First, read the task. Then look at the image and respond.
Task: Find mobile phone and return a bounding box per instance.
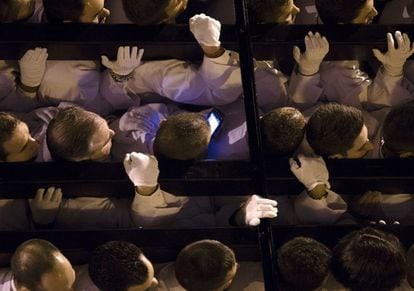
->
[207,109,223,138]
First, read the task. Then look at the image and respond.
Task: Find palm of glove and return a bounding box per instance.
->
[19,47,48,87]
[243,195,278,226]
[289,154,330,191]
[123,152,159,187]
[373,31,414,76]
[189,13,221,47]
[29,187,62,225]
[101,46,144,76]
[293,32,329,76]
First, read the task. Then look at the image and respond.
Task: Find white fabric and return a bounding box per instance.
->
[189,14,221,47]
[0,269,15,291]
[294,190,348,224]
[124,153,159,187]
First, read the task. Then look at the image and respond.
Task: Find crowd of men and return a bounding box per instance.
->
[1,0,414,290]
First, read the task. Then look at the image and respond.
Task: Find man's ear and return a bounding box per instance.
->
[399,151,414,158]
[328,153,344,159]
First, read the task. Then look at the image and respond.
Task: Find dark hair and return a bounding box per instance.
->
[43,0,85,23]
[175,240,236,291]
[0,112,21,160]
[331,227,406,291]
[315,0,368,24]
[154,112,210,160]
[89,241,148,291]
[11,239,61,290]
[277,236,331,291]
[306,103,364,157]
[46,107,100,161]
[382,102,414,156]
[0,0,20,22]
[261,107,305,157]
[249,0,290,23]
[407,244,414,288]
[121,0,171,25]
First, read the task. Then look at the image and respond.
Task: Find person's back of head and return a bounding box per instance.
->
[306,103,368,158]
[331,227,406,291]
[175,240,238,291]
[121,0,184,25]
[154,112,211,161]
[47,107,113,162]
[88,241,158,291]
[11,239,75,291]
[261,107,305,157]
[315,0,377,24]
[382,102,414,158]
[249,0,300,24]
[277,236,331,291]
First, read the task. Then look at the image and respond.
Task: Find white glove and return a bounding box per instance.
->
[293,31,329,76]
[373,31,414,77]
[242,195,278,226]
[189,13,221,47]
[123,152,159,187]
[289,154,331,191]
[29,187,62,225]
[19,47,48,87]
[101,46,144,76]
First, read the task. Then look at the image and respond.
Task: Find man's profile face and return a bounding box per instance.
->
[351,0,378,24]
[274,0,300,24]
[126,255,158,291]
[88,116,114,161]
[343,125,374,158]
[163,0,188,23]
[2,122,39,162]
[40,253,75,291]
[80,0,110,23]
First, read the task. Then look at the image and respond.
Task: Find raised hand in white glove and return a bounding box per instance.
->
[29,187,62,225]
[293,31,329,76]
[124,152,159,187]
[373,31,414,77]
[19,47,48,88]
[241,195,278,226]
[101,46,144,76]
[189,13,221,47]
[289,154,331,192]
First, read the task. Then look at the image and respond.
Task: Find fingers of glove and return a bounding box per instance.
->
[148,154,159,168]
[130,46,138,61]
[32,48,44,61]
[387,32,395,51]
[44,186,56,201]
[124,46,131,61]
[21,49,34,62]
[257,210,278,219]
[395,31,404,49]
[304,35,313,50]
[137,48,144,62]
[292,46,301,63]
[117,46,125,61]
[257,204,278,212]
[124,153,131,164]
[51,188,63,203]
[35,188,46,202]
[101,55,113,69]
[308,31,318,49]
[372,48,384,62]
[247,217,261,226]
[255,197,278,207]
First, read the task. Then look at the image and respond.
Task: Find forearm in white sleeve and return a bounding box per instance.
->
[288,71,323,110]
[130,186,189,228]
[366,67,414,108]
[294,189,347,224]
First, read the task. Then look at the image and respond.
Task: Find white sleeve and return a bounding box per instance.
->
[130,186,189,228]
[319,61,371,109]
[294,190,347,224]
[288,71,323,110]
[367,67,414,108]
[55,197,135,229]
[100,51,243,107]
